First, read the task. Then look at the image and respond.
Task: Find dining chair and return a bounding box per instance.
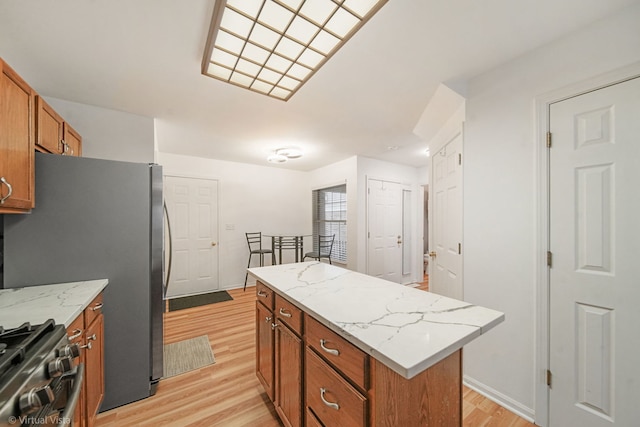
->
[244,232,274,291]
[303,234,335,264]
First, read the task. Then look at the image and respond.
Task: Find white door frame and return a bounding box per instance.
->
[163,173,220,298]
[365,176,414,284]
[428,126,464,300]
[534,62,640,427]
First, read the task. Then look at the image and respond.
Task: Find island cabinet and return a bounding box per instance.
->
[273,294,303,427]
[0,58,35,213]
[66,292,105,427]
[255,291,275,400]
[256,280,463,427]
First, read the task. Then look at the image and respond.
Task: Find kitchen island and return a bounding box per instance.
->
[249,262,504,427]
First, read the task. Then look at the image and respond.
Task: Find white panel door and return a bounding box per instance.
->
[549,77,640,426]
[430,132,463,300]
[367,179,404,283]
[164,175,219,298]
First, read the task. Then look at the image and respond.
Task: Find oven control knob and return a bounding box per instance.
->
[48,356,74,378]
[19,385,55,415]
[58,343,81,359]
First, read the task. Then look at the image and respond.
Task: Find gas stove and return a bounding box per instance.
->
[0,320,82,427]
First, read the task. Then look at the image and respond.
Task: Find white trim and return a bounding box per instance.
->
[311,179,348,192]
[428,126,464,298]
[163,174,221,298]
[464,375,536,423]
[533,61,640,427]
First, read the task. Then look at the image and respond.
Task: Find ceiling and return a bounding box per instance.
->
[0,0,636,171]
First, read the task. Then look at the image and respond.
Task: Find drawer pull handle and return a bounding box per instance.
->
[0,177,13,204]
[320,388,339,410]
[279,308,292,318]
[68,329,83,340]
[320,339,340,356]
[91,302,103,311]
[257,290,268,297]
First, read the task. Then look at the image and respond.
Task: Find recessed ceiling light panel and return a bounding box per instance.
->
[202,0,389,101]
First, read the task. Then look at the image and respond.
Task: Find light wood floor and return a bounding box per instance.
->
[96,284,535,427]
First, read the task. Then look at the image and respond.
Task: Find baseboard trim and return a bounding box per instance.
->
[463,375,536,424]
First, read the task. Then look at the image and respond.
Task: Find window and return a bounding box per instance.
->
[312,184,346,263]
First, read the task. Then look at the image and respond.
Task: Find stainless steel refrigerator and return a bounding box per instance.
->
[1,152,164,411]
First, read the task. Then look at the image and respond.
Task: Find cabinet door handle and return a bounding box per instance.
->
[257,290,268,297]
[80,341,92,350]
[0,177,13,204]
[265,316,272,323]
[271,322,279,330]
[278,308,292,318]
[320,339,340,356]
[90,302,103,312]
[68,329,83,340]
[87,334,97,341]
[320,388,340,410]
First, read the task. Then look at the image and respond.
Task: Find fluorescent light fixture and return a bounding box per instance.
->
[202,0,388,101]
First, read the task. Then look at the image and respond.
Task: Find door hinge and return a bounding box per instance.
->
[368,231,370,238]
[458,153,462,165]
[546,132,552,148]
[546,369,552,388]
[458,243,461,254]
[547,251,553,267]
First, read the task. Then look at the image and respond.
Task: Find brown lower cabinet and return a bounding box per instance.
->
[255,281,463,427]
[66,293,105,427]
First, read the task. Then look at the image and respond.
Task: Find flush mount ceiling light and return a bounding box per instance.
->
[202,0,389,101]
[267,147,303,163]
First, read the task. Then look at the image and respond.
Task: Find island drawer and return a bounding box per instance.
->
[275,294,303,335]
[306,347,367,427]
[306,408,324,427]
[84,293,103,326]
[305,315,368,390]
[256,281,274,310]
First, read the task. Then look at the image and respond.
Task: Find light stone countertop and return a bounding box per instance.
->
[249,262,504,379]
[0,279,108,329]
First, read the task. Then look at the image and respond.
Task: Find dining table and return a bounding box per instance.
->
[264,234,311,264]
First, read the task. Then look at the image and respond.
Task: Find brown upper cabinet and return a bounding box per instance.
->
[36,96,82,156]
[1,57,83,213]
[0,58,35,213]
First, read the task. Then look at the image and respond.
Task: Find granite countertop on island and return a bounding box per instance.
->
[248,262,504,379]
[0,279,108,329]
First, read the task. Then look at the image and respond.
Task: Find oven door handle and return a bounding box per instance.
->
[60,363,84,427]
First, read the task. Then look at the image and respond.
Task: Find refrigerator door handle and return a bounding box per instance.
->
[163,201,173,298]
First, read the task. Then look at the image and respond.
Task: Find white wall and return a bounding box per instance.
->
[156,152,311,290]
[462,4,640,422]
[356,157,423,283]
[44,97,154,163]
[308,156,358,271]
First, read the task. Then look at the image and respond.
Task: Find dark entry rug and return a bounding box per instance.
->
[168,290,233,312]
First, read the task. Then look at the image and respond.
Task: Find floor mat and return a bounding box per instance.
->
[163,335,215,378]
[168,290,233,312]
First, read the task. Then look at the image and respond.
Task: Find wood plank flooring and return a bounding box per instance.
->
[96,285,535,427]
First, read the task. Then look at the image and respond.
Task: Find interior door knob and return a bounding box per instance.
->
[429,251,437,258]
[211,242,217,247]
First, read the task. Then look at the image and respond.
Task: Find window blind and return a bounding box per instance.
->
[312,184,347,263]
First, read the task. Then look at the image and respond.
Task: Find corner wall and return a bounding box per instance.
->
[462,4,640,422]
